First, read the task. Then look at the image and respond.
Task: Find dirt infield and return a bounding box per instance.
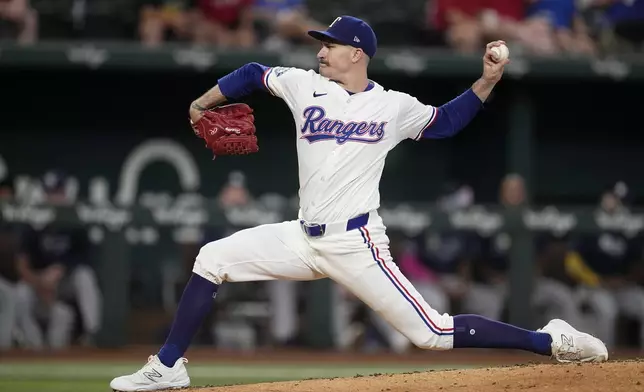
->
[203,361,644,392]
[3,347,643,392]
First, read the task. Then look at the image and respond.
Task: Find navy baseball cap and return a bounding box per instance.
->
[308,16,378,58]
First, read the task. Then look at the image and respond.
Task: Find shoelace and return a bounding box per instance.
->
[144,356,189,365]
[136,356,189,376]
[134,356,159,378]
[554,336,583,361]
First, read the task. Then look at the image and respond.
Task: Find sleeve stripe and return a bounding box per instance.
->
[413,106,438,141]
[262,67,278,96]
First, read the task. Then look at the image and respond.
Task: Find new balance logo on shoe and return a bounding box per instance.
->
[561,334,574,347]
[143,369,163,383]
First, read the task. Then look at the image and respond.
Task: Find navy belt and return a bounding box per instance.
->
[300,212,370,238]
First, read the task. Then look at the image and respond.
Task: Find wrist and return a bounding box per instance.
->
[472,78,496,102]
[191,101,208,112]
[189,103,206,124]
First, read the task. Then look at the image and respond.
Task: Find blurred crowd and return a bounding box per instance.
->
[0,0,643,55]
[431,0,644,56]
[0,171,103,352]
[3,168,644,354]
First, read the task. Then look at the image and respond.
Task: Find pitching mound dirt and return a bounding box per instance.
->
[197,360,644,392]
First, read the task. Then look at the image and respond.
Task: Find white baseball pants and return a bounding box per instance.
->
[193,211,454,350]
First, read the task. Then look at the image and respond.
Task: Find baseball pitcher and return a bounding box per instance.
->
[111,15,607,392]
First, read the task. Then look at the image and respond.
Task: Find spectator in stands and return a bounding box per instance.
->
[524,0,597,55]
[491,173,585,327]
[467,173,526,321]
[0,226,18,352]
[431,0,524,53]
[193,0,255,47]
[566,184,644,348]
[593,0,644,50]
[252,0,326,50]
[32,0,136,41]
[0,180,18,351]
[430,0,595,55]
[425,182,477,310]
[469,235,508,320]
[218,171,252,209]
[499,173,526,207]
[14,170,103,350]
[138,0,197,47]
[533,232,585,330]
[0,176,12,200]
[0,0,38,45]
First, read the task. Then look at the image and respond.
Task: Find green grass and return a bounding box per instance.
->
[0,362,474,392]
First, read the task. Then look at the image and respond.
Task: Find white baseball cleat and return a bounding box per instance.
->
[538,319,608,363]
[110,355,190,391]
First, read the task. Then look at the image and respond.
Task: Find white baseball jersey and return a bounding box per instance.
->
[262,66,438,223]
[192,66,456,355]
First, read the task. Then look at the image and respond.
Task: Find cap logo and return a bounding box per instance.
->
[353,36,360,43]
[329,17,341,27]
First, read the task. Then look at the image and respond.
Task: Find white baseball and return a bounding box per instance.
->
[491,44,509,62]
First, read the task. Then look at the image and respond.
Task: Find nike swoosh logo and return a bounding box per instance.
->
[313,92,327,98]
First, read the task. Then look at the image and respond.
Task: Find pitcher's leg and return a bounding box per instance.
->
[111,221,320,392]
[330,251,552,353]
[162,221,320,364]
[370,282,450,353]
[324,227,454,350]
[319,225,606,362]
[192,221,321,284]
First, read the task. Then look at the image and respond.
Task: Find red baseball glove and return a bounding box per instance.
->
[191,103,258,156]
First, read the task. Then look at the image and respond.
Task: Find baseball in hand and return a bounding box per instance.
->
[491,44,509,62]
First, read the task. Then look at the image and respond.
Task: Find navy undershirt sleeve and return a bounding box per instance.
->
[217,62,270,100]
[422,88,484,139]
